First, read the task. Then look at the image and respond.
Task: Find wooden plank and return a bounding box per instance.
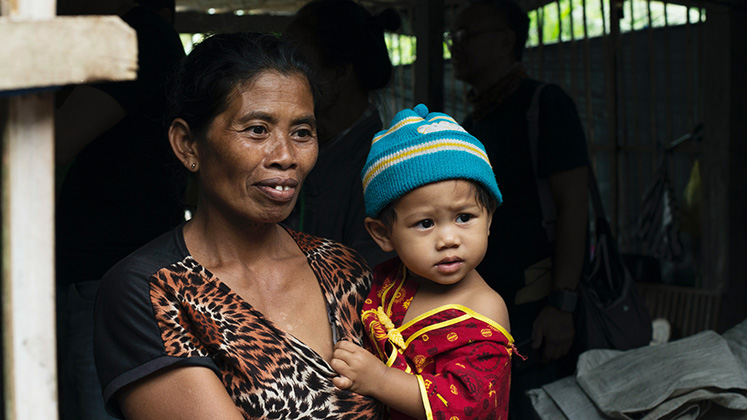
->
[2,2,59,419]
[413,0,444,110]
[1,92,56,420]
[646,0,658,175]
[0,16,136,91]
[174,10,292,34]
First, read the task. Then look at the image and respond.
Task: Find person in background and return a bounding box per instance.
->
[282,0,400,267]
[329,104,517,420]
[93,32,385,420]
[54,0,185,418]
[448,0,590,418]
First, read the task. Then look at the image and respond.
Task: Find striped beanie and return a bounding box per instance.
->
[361,103,502,217]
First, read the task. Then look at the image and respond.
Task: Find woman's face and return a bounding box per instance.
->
[195,70,318,224]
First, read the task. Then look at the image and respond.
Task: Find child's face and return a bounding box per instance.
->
[387,180,491,286]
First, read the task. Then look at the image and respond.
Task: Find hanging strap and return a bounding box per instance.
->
[528,84,607,239]
[527,83,556,242]
[587,165,607,222]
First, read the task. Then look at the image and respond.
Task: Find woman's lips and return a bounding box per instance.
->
[256,178,298,201]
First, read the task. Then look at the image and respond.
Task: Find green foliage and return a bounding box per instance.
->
[526,0,705,46]
[385,33,418,66]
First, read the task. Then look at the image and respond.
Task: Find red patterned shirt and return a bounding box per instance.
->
[363,257,515,420]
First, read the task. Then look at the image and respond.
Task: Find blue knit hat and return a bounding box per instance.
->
[362,104,502,217]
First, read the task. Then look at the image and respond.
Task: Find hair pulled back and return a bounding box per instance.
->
[166,32,317,137]
[294,0,401,91]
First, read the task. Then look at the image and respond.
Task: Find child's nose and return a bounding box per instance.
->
[436,227,461,250]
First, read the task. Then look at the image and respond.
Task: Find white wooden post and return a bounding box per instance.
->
[2,90,57,420]
[0,1,137,418]
[2,2,58,418]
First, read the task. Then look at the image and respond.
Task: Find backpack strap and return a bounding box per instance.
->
[526,83,556,243]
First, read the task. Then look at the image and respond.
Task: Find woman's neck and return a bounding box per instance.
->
[183,208,290,268]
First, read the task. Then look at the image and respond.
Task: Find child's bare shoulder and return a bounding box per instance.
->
[464,282,511,332]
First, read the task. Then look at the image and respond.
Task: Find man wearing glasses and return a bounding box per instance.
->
[447,1,591,418]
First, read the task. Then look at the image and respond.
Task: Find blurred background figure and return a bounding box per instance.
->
[283,0,400,267]
[54,0,186,418]
[448,0,590,418]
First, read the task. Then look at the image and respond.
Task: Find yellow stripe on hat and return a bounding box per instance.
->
[371,116,423,145]
[362,138,491,192]
[427,115,458,125]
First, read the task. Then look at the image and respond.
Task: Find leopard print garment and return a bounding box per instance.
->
[149,229,384,419]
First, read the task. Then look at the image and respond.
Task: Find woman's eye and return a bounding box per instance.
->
[457,214,473,223]
[246,126,267,135]
[416,219,434,229]
[295,128,314,139]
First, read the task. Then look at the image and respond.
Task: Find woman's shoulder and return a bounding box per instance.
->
[287,228,372,287]
[288,229,368,265]
[100,227,188,293]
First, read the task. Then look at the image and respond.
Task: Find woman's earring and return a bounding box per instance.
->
[191,163,197,170]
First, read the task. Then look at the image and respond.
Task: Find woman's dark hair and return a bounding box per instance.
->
[376,180,498,229]
[293,0,401,91]
[472,0,530,60]
[166,32,318,137]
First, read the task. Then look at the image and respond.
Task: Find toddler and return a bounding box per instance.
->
[330,104,518,419]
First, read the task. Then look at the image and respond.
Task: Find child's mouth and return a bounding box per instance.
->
[435,258,463,274]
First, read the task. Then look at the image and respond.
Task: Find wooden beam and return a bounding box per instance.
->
[174,10,292,34]
[413,0,444,111]
[1,91,56,420]
[1,7,137,420]
[0,16,137,91]
[701,5,747,332]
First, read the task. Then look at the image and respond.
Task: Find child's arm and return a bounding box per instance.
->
[330,340,427,420]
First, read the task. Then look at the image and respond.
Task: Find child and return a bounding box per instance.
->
[330,104,517,420]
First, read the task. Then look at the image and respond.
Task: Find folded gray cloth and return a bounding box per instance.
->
[723,318,747,384]
[527,386,570,420]
[528,323,747,420]
[576,330,747,419]
[528,375,609,420]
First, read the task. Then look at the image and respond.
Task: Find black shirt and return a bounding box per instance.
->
[464,79,589,311]
[56,6,186,286]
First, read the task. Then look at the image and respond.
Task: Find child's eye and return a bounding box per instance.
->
[456,214,473,223]
[416,219,434,229]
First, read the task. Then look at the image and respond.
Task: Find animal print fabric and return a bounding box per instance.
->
[95,226,385,419]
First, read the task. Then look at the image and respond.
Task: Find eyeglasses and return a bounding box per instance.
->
[444,28,506,48]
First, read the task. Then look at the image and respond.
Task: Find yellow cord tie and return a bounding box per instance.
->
[377,306,406,350]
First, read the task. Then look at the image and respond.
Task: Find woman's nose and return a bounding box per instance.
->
[267,136,297,169]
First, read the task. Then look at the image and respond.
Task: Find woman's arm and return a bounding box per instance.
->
[118,366,245,420]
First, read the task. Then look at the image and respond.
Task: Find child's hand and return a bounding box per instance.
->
[330,340,388,396]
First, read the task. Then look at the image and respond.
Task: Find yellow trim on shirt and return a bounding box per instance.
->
[416,374,434,420]
[397,304,513,350]
[377,267,513,349]
[380,265,407,317]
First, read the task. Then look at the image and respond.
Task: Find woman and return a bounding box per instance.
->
[93,32,384,420]
[282,0,400,267]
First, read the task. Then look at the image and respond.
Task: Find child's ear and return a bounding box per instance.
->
[364,217,395,253]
